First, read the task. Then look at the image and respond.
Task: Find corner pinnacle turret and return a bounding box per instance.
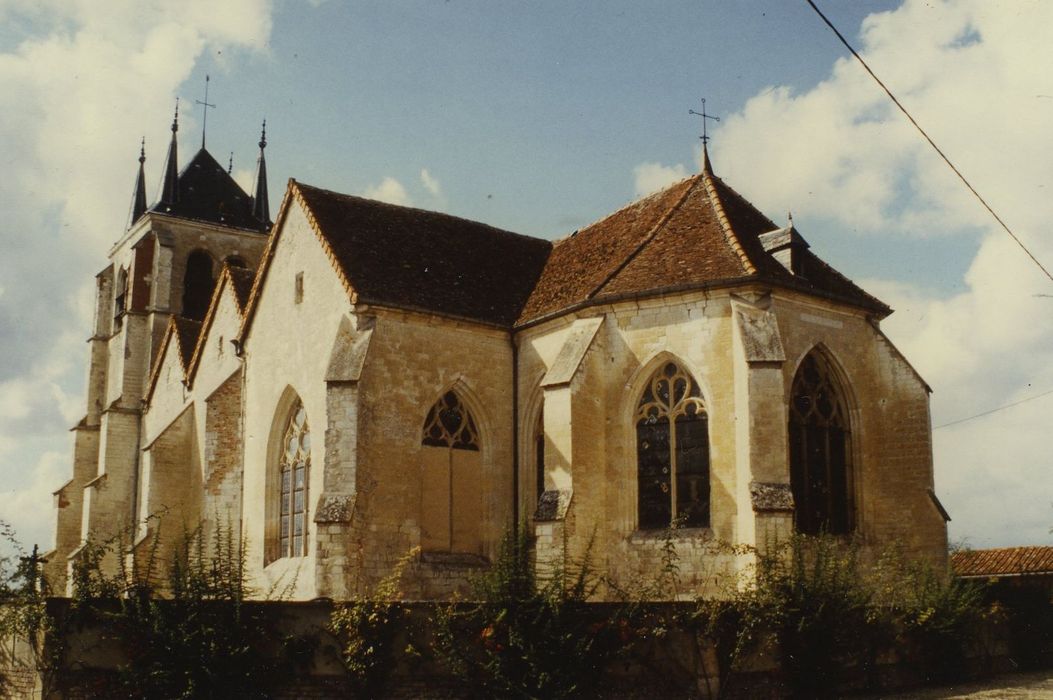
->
[159,100,180,209]
[129,138,148,226]
[252,120,270,226]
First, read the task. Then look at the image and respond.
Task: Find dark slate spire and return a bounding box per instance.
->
[252,120,270,226]
[130,137,148,226]
[160,100,180,208]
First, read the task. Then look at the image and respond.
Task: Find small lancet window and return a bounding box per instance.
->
[789,352,853,535]
[278,400,311,558]
[421,391,483,554]
[114,266,129,321]
[636,361,710,530]
[294,272,304,304]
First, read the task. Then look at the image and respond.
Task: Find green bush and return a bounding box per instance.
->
[67,522,302,699]
[434,526,639,699]
[329,547,419,697]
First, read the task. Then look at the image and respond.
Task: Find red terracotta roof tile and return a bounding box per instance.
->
[518,170,888,325]
[951,546,1053,578]
[517,177,699,324]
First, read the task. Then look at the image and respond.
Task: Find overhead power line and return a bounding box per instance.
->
[934,387,1053,430]
[805,0,1053,284]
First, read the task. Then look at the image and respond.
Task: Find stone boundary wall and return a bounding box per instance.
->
[1,599,1039,699]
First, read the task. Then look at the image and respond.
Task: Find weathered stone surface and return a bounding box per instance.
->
[733,299,786,363]
[540,316,604,387]
[534,489,573,522]
[750,481,794,513]
[313,493,356,524]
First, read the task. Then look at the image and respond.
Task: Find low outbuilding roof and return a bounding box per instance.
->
[952,546,1053,578]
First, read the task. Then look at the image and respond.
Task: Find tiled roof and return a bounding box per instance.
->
[172,317,203,370]
[257,164,888,332]
[227,267,256,313]
[518,165,888,326]
[294,182,552,327]
[150,148,269,232]
[951,546,1053,578]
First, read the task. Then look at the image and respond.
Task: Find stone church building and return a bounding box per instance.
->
[45,113,949,600]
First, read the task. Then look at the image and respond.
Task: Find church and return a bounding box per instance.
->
[45,109,949,600]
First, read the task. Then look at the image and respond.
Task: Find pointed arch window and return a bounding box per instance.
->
[789,352,853,535]
[277,400,311,558]
[421,391,483,554]
[636,362,710,530]
[182,250,215,320]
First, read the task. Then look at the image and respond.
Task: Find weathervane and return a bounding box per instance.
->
[688,98,720,145]
[195,74,215,148]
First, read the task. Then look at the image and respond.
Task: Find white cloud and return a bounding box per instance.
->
[0,0,273,549]
[633,161,688,197]
[363,176,411,207]
[0,450,69,552]
[420,168,442,198]
[720,0,1053,547]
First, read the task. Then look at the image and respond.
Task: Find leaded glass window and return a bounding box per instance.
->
[279,400,311,558]
[635,362,710,529]
[789,352,853,535]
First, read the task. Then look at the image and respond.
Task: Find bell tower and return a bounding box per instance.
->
[48,103,273,593]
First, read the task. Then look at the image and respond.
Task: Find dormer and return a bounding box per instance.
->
[758,223,810,277]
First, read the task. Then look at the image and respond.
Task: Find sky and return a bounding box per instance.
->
[0,0,1050,555]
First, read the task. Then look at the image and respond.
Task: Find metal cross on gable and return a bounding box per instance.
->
[688,98,720,145]
[194,75,214,148]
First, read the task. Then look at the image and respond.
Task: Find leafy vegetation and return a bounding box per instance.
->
[329,547,420,697]
[433,526,642,699]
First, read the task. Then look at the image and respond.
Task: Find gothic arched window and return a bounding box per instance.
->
[421,391,483,554]
[182,250,215,320]
[636,362,710,530]
[277,400,311,558]
[789,351,854,535]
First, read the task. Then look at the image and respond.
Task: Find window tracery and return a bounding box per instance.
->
[278,400,311,558]
[422,391,479,451]
[635,361,710,529]
[789,351,853,535]
[420,390,483,554]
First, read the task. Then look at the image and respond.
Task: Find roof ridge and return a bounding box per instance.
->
[551,174,702,248]
[584,176,703,301]
[702,170,757,276]
[294,180,546,246]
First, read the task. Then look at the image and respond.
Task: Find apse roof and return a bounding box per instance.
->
[518,162,888,325]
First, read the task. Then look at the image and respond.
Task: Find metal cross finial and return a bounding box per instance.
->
[195,75,216,149]
[139,137,146,164]
[688,98,720,145]
[171,98,179,132]
[259,119,267,150]
[228,152,234,173]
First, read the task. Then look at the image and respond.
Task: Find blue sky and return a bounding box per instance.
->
[1,0,1050,554]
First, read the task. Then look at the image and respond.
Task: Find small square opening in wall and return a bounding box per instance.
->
[294,272,304,304]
